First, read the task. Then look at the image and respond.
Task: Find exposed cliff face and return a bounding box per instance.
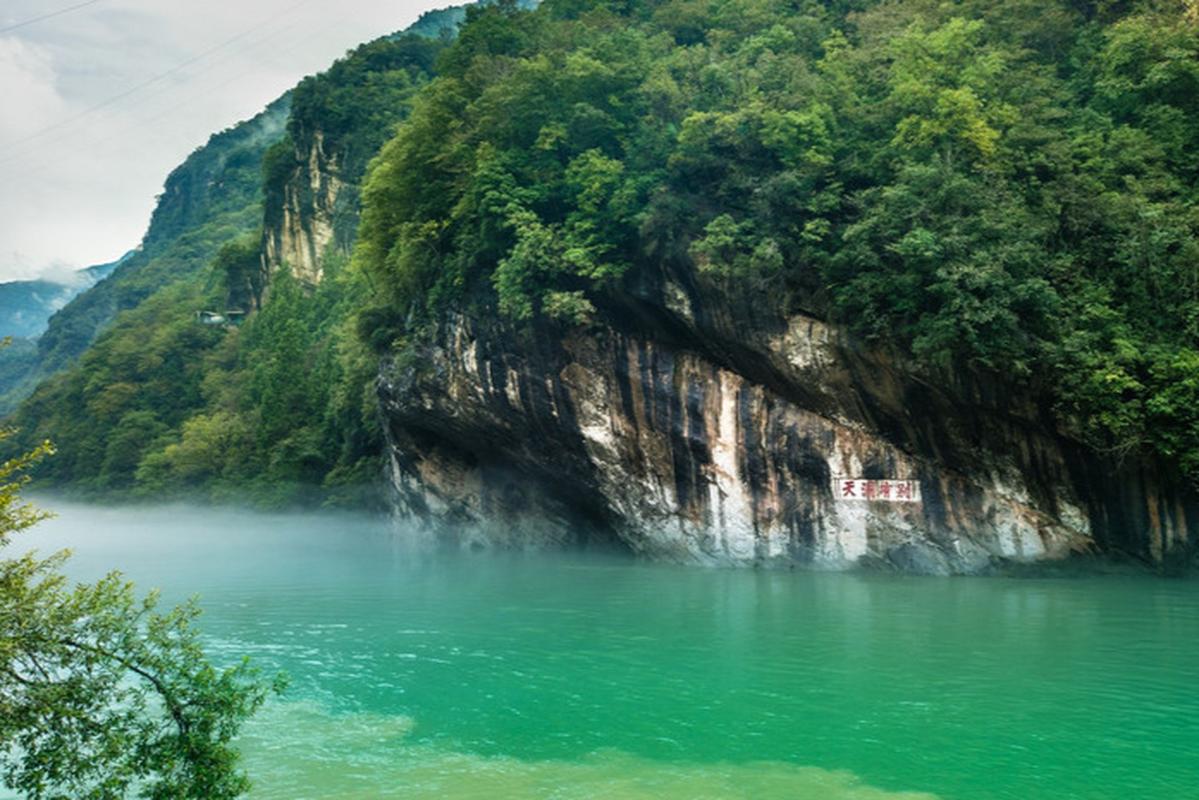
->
[378,267,1197,574]
[262,131,349,289]
[259,30,447,294]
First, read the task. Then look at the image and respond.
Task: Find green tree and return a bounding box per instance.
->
[349,0,1199,486]
[0,430,283,798]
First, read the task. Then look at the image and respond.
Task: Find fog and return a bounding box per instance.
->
[7,499,1199,800]
[17,496,636,603]
[18,497,401,599]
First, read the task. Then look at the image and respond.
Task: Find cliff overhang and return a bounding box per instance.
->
[378,266,1197,574]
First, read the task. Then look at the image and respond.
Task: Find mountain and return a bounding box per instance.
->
[0,255,128,340]
[3,13,457,504]
[358,0,1199,571]
[0,98,290,414]
[6,0,1199,572]
[0,0,494,419]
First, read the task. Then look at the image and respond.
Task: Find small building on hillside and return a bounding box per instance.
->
[196,310,247,326]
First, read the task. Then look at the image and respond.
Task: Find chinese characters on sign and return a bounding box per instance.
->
[834,478,921,503]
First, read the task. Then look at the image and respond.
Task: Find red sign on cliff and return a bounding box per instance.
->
[835,478,921,503]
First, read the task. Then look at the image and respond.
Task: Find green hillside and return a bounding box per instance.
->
[356,0,1199,482]
[6,30,450,506]
[8,0,1199,506]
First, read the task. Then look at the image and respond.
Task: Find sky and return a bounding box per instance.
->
[0,0,444,283]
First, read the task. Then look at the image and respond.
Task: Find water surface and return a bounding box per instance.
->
[20,501,1199,799]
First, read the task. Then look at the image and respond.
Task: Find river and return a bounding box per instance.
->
[16,500,1199,799]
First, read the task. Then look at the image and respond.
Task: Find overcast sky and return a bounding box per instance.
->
[0,0,443,282]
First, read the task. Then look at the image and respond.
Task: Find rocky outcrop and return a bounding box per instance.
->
[378,268,1197,574]
[262,131,349,289]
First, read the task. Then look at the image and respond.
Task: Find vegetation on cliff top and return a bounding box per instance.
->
[6,30,447,505]
[355,0,1199,482]
[6,0,1199,502]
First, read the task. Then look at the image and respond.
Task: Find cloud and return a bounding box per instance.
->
[0,0,442,281]
[0,36,66,141]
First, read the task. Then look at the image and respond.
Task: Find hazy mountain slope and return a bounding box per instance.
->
[1,0,494,424]
[0,100,289,413]
[5,23,452,503]
[33,100,291,374]
[0,255,127,340]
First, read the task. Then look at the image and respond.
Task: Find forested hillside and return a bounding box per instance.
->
[0,101,289,412]
[7,0,1199,516]
[357,0,1199,484]
[6,24,454,505]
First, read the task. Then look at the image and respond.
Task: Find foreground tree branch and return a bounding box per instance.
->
[0,423,285,799]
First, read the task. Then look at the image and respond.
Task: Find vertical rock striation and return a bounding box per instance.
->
[378,270,1196,573]
[261,131,348,290]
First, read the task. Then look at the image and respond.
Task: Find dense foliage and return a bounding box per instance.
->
[0,430,282,798]
[0,339,37,401]
[8,251,383,506]
[0,101,289,414]
[5,30,446,506]
[356,0,1199,481]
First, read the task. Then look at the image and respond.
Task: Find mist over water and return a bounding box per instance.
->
[19,499,1199,799]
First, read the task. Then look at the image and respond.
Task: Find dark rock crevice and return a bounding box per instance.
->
[376,275,1197,573]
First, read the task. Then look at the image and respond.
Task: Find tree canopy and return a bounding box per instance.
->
[0,428,282,797]
[355,0,1199,482]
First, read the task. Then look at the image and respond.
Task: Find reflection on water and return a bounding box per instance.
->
[20,500,1199,799]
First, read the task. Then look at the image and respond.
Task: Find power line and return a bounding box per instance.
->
[132,15,362,140]
[0,0,317,165]
[0,0,371,181]
[0,0,105,35]
[84,13,353,154]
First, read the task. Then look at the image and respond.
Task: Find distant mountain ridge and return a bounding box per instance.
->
[0,1,483,415]
[0,254,130,340]
[10,0,1192,574]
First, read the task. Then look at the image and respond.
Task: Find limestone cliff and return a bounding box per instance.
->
[257,30,446,297]
[261,130,349,290]
[378,266,1197,574]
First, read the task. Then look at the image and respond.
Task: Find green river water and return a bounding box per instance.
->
[21,501,1199,799]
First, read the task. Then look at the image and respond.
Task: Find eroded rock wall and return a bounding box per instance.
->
[378,270,1197,573]
[262,131,347,290]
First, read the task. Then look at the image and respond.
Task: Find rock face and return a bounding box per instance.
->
[262,131,349,290]
[378,267,1197,573]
